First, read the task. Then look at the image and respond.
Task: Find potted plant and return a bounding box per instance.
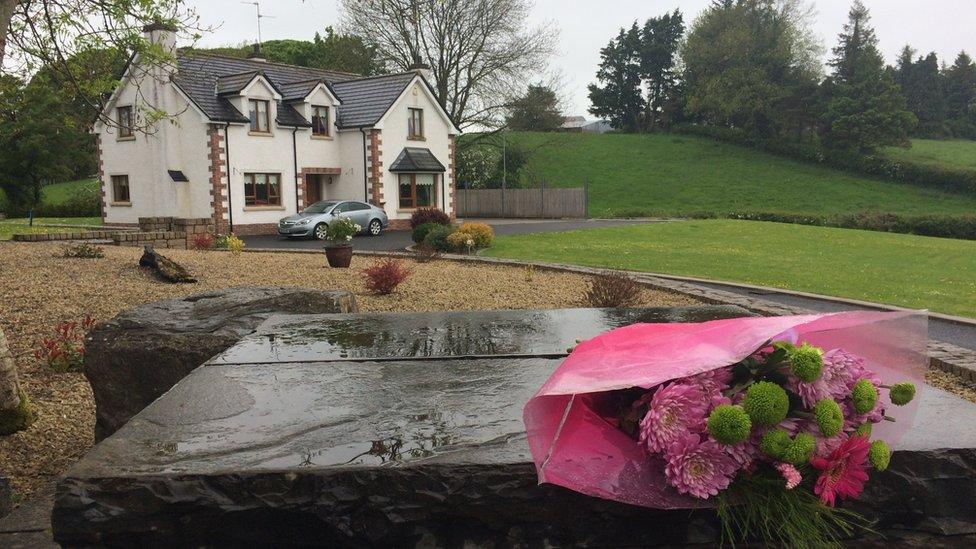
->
[323,217,361,268]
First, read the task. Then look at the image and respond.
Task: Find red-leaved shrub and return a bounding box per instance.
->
[190,233,215,250]
[584,272,643,308]
[362,258,412,295]
[34,314,95,372]
[409,207,451,229]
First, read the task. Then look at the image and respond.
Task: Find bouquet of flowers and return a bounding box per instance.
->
[523,311,926,547]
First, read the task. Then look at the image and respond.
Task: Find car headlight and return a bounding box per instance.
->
[297,218,312,225]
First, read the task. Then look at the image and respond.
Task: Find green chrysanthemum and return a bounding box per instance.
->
[788,343,824,382]
[851,379,879,414]
[869,440,891,471]
[781,433,816,465]
[813,399,844,437]
[743,381,790,426]
[707,404,752,445]
[854,422,873,437]
[760,429,791,459]
[889,382,916,406]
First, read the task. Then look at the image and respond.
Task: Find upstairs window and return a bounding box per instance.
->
[244,173,281,206]
[408,108,424,139]
[311,105,330,136]
[111,175,130,203]
[249,99,271,133]
[117,106,133,138]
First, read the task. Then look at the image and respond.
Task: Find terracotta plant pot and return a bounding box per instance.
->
[324,244,353,268]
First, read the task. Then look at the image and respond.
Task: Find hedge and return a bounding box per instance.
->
[676,124,976,197]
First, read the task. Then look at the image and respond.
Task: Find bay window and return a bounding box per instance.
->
[398,173,436,209]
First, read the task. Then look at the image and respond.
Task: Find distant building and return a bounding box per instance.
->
[558,116,610,134]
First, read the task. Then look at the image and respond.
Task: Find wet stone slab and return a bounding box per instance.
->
[51,307,976,547]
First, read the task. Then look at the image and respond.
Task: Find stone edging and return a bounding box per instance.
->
[241,246,976,382]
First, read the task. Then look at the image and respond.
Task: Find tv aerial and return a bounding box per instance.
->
[242,2,276,46]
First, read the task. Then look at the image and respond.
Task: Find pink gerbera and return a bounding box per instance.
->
[664,434,738,499]
[810,435,871,507]
[638,382,708,454]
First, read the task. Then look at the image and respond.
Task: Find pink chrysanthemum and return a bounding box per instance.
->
[813,431,846,458]
[811,435,871,507]
[725,439,759,470]
[775,463,802,489]
[638,382,708,454]
[689,367,733,396]
[664,434,739,499]
[788,348,858,408]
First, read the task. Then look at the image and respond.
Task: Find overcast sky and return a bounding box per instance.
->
[189,0,976,117]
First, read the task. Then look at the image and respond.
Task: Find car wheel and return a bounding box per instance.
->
[313,223,328,240]
[368,219,383,236]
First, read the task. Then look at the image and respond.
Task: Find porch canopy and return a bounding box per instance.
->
[389,147,446,173]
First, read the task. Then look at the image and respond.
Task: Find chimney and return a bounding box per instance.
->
[408,61,434,84]
[143,21,178,78]
[248,43,267,63]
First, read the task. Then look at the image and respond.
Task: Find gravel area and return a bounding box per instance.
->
[0,242,698,502]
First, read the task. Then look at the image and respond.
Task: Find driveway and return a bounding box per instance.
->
[242,218,652,252]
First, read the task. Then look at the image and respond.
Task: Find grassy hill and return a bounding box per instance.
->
[495,132,976,218]
[883,139,976,173]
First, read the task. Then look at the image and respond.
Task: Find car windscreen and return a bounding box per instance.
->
[303,201,340,214]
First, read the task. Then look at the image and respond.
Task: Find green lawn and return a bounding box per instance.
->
[0,217,102,240]
[883,139,976,173]
[495,132,976,218]
[40,177,99,204]
[483,220,976,318]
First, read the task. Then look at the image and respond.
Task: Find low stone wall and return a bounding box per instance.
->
[12,230,123,242]
[113,231,188,249]
[171,218,214,235]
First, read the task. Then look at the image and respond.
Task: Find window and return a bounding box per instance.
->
[408,108,424,139]
[244,173,281,206]
[117,106,133,138]
[311,105,330,136]
[249,99,271,133]
[111,175,130,203]
[398,173,436,209]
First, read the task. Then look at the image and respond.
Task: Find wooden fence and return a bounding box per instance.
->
[455,183,588,219]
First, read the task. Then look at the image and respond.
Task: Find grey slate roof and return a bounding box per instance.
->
[173,52,420,128]
[331,72,417,128]
[389,147,446,172]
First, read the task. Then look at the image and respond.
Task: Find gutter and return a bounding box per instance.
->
[223,123,234,233]
[292,127,300,211]
[360,127,369,203]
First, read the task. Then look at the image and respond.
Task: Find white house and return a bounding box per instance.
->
[95,23,459,234]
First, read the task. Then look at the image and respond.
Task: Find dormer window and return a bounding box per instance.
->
[249,99,270,133]
[117,106,134,139]
[312,105,330,137]
[408,108,424,140]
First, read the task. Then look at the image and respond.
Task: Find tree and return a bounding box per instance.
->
[820,1,915,153]
[506,84,563,131]
[340,0,557,131]
[2,0,208,133]
[681,0,822,138]
[640,9,684,129]
[944,51,976,138]
[895,49,947,137]
[588,24,645,132]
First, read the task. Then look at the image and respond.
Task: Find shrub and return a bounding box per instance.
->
[214,234,229,249]
[190,233,215,250]
[412,222,442,244]
[409,207,451,229]
[325,217,361,243]
[414,242,439,263]
[446,231,477,253]
[422,224,457,252]
[362,258,411,295]
[584,272,643,308]
[457,222,494,248]
[60,242,104,258]
[226,234,245,255]
[34,314,95,373]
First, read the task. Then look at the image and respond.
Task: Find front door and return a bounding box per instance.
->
[305,174,323,205]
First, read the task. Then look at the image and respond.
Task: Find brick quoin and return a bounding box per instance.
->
[448,134,457,221]
[368,129,384,207]
[207,124,229,234]
[95,134,106,224]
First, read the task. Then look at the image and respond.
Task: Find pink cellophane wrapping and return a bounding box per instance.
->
[522,311,927,509]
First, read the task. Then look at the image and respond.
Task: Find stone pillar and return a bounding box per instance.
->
[448,134,457,220]
[367,129,384,207]
[207,125,229,234]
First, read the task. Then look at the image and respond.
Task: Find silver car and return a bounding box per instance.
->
[277,200,389,240]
